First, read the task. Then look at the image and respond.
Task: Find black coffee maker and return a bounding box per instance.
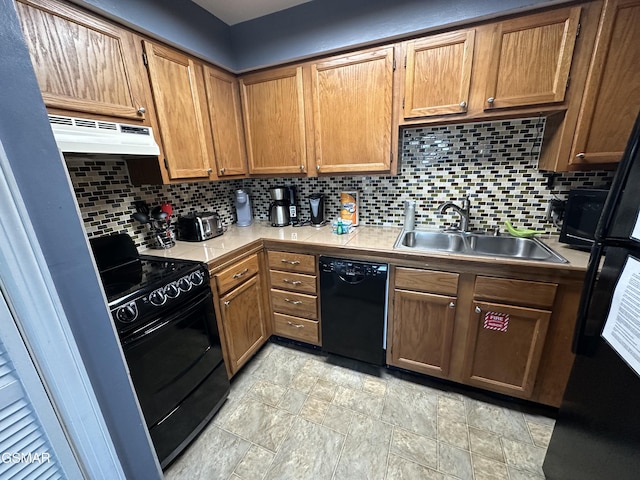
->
[285,186,299,225]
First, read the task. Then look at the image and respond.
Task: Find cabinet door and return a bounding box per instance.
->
[570,0,640,166]
[16,0,148,122]
[483,6,581,110]
[404,30,475,119]
[143,41,214,181]
[240,67,308,175]
[219,275,267,375]
[203,65,248,177]
[463,301,550,398]
[390,289,456,378]
[312,47,394,174]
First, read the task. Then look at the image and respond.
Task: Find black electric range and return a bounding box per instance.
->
[90,233,229,468]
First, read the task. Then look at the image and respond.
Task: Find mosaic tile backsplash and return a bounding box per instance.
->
[67,117,615,249]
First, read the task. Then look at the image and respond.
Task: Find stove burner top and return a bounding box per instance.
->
[100,256,200,304]
[90,234,211,334]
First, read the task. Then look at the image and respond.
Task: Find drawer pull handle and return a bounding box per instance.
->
[284,298,303,305]
[281,259,301,265]
[224,301,230,307]
[233,268,249,279]
[475,306,481,314]
[287,321,305,329]
[283,279,302,285]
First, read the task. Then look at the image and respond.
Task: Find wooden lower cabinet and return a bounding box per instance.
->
[267,250,320,346]
[211,250,269,377]
[462,301,551,397]
[273,313,319,345]
[389,266,572,406]
[391,289,456,377]
[218,274,267,375]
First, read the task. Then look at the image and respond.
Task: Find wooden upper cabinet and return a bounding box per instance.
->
[16,0,148,122]
[143,41,214,181]
[482,6,581,110]
[203,65,248,177]
[403,30,476,119]
[240,66,308,175]
[570,0,640,166]
[311,47,395,174]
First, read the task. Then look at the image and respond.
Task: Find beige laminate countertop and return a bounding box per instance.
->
[142,221,591,271]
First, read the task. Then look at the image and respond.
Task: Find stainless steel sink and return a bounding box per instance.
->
[394,229,568,263]
[399,230,466,253]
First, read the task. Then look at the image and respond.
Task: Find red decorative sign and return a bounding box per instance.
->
[484,312,509,332]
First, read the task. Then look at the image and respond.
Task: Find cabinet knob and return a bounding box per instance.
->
[137,106,146,114]
[459,101,467,109]
[576,153,586,159]
[207,168,213,174]
[224,301,230,307]
[449,302,455,308]
[475,306,481,314]
[487,97,495,104]
[300,165,305,171]
[316,165,320,171]
[220,167,226,174]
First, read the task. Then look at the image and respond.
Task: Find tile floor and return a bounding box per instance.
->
[165,340,555,480]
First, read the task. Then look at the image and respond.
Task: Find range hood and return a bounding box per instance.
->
[49,114,160,156]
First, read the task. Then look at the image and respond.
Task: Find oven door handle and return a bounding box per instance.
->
[122,290,212,347]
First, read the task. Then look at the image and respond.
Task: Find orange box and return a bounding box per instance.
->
[340,191,359,226]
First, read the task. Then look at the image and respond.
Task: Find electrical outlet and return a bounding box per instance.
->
[546,198,566,222]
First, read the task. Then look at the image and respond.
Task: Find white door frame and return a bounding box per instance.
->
[0,140,127,478]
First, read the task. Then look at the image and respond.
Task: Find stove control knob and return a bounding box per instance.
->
[149,288,166,306]
[165,282,180,299]
[116,303,138,323]
[178,276,192,292]
[190,270,205,286]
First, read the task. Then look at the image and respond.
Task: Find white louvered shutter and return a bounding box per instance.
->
[0,340,64,480]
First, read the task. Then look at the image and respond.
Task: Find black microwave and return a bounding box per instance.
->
[559,189,609,249]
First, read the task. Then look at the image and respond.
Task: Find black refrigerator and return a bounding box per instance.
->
[543,112,640,480]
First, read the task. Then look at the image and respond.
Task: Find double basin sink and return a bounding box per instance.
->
[394,229,567,264]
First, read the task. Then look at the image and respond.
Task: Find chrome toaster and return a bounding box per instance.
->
[177,212,223,241]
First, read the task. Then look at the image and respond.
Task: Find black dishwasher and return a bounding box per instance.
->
[319,257,388,365]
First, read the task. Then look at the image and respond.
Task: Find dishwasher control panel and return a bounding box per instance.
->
[319,258,388,278]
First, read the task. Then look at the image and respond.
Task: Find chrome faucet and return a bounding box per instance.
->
[437,196,471,232]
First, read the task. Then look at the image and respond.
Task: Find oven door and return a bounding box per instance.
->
[121,289,223,428]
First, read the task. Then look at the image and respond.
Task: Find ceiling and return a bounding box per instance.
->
[190,0,313,25]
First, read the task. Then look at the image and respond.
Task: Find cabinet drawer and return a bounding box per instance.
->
[215,253,260,295]
[474,276,557,309]
[270,289,318,319]
[270,270,317,294]
[273,313,320,345]
[267,251,316,274]
[395,267,459,295]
